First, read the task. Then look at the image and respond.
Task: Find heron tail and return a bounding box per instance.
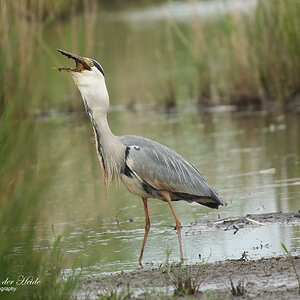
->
[195,189,223,209]
[172,189,223,209]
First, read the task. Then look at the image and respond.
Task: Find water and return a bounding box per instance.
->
[34,109,300,274]
[118,0,258,22]
[14,0,299,275]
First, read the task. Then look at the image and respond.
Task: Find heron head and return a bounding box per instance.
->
[54,49,109,113]
[54,49,104,77]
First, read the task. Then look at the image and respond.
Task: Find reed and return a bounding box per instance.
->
[1,1,299,114]
[0,1,85,298]
[0,88,83,298]
[90,0,300,109]
[0,0,103,116]
[186,0,300,107]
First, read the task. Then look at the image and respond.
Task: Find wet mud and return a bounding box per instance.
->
[203,211,300,232]
[79,211,300,299]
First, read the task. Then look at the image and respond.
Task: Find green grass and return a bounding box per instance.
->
[1,0,299,115]
[169,263,202,296]
[171,0,300,107]
[0,91,80,298]
[281,242,300,294]
[98,283,132,300]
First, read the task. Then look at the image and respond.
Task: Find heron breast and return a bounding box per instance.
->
[121,174,149,198]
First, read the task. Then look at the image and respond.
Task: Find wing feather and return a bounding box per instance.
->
[120,135,222,204]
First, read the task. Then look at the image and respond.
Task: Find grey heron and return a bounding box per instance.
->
[55,49,223,266]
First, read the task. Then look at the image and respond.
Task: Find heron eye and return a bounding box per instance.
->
[89,61,94,67]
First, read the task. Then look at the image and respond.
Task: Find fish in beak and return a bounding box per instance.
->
[53,49,92,72]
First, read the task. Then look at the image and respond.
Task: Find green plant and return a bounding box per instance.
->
[230,278,245,296]
[281,242,300,294]
[98,282,132,300]
[0,94,81,299]
[31,236,81,300]
[169,263,202,296]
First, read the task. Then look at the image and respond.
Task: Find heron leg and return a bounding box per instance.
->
[161,191,184,264]
[139,197,150,267]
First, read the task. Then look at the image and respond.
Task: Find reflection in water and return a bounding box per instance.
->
[35,109,299,273]
[119,0,258,22]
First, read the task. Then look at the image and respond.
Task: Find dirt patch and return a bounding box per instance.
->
[80,256,300,299]
[185,211,300,235]
[79,212,300,299]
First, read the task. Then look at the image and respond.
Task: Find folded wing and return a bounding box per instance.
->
[120,135,223,208]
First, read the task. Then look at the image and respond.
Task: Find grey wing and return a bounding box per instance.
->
[120,135,223,207]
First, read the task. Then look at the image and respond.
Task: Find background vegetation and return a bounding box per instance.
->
[0,0,299,298]
[1,0,299,115]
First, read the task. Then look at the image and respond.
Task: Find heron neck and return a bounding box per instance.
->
[92,111,114,140]
[90,110,125,185]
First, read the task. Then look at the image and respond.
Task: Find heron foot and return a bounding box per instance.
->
[138,260,144,268]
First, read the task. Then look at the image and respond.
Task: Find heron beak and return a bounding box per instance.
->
[53,49,91,72]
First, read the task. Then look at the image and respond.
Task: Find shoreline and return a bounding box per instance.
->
[78,211,300,299]
[79,255,300,299]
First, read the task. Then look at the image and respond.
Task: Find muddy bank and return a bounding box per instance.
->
[202,211,300,232]
[78,211,300,299]
[80,255,300,299]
